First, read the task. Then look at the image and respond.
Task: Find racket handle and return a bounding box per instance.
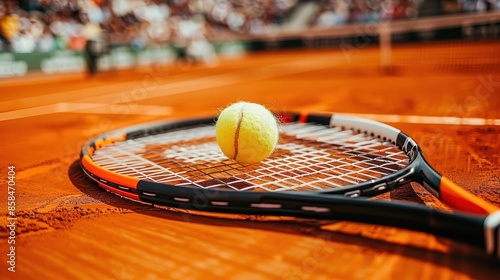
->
[440,176,499,215]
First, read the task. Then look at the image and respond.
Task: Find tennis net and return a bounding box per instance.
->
[379,12,500,71]
[233,11,500,72]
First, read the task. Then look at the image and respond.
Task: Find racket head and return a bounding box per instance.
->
[78,112,500,257]
[80,112,426,207]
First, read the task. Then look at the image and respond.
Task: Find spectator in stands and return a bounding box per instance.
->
[315,0,348,27]
[247,14,266,34]
[441,0,462,14]
[8,10,47,52]
[0,2,8,49]
[85,1,107,24]
[494,0,500,10]
[135,0,170,46]
[129,24,148,50]
[0,1,21,49]
[28,12,45,39]
[350,0,380,23]
[461,0,483,12]
[134,0,169,23]
[11,29,36,52]
[226,7,246,32]
[37,25,55,51]
[316,9,344,27]
[482,0,500,11]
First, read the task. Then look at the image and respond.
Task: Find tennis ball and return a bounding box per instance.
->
[216,102,279,164]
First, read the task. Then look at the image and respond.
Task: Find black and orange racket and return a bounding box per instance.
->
[80,112,500,258]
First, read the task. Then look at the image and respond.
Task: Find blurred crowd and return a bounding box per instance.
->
[0,0,499,53]
[0,0,298,53]
[314,0,500,27]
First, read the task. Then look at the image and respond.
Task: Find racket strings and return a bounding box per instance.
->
[91,123,409,192]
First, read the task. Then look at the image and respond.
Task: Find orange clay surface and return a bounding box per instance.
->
[1,42,500,279]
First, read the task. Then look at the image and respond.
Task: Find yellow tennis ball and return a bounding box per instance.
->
[216,102,279,164]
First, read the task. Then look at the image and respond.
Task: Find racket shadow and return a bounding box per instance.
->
[68,160,498,275]
[389,182,427,204]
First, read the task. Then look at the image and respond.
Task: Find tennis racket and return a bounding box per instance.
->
[79,112,500,258]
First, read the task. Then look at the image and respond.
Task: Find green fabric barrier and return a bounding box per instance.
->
[0,42,249,78]
[0,52,29,78]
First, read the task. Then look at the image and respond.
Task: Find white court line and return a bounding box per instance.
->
[0,103,173,121]
[296,104,500,126]
[1,56,499,125]
[70,103,173,116]
[0,57,343,121]
[351,113,500,126]
[0,56,342,114]
[2,101,498,126]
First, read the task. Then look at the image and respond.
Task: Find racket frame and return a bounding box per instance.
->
[79,112,500,257]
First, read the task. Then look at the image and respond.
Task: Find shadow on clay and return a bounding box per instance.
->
[68,160,498,276]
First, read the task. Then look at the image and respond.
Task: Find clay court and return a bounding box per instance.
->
[1,40,500,279]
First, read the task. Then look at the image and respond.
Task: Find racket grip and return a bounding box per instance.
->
[440,176,499,215]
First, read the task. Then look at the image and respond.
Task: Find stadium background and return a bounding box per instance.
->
[1,0,499,76]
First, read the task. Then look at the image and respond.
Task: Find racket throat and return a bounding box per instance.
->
[409,154,442,198]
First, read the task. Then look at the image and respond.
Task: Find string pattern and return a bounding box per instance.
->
[92,123,409,192]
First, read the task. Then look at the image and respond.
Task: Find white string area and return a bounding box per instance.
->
[91,123,409,192]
